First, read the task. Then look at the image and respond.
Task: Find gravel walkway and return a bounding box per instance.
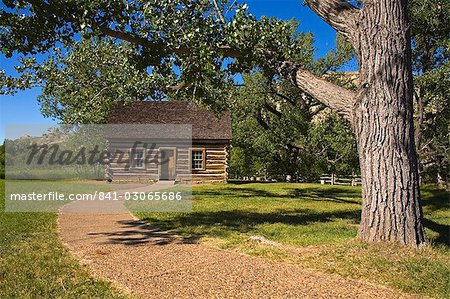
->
[58,182,417,299]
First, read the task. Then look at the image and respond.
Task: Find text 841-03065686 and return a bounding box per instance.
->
[124,192,183,201]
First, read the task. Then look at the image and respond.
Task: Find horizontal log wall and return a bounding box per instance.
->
[191,143,229,183]
[107,139,229,183]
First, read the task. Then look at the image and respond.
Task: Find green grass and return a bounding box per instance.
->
[1,180,448,298]
[137,183,365,246]
[137,182,450,298]
[0,180,128,298]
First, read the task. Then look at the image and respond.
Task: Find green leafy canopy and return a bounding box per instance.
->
[1,1,315,106]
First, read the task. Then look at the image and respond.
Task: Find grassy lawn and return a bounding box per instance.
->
[0,180,128,298]
[138,182,450,298]
[1,180,448,298]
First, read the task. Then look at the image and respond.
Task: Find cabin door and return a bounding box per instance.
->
[159,149,176,180]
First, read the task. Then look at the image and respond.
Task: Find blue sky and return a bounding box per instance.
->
[0,0,355,142]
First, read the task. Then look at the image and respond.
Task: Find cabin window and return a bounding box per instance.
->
[131,149,144,168]
[191,149,205,170]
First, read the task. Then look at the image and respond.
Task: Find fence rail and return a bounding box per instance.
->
[319,174,361,186]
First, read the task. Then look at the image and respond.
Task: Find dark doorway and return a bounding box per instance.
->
[160,149,176,180]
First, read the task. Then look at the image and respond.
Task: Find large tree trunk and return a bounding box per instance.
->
[298,0,426,246]
[354,0,425,244]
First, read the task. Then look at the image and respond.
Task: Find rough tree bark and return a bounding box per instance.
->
[297,0,426,246]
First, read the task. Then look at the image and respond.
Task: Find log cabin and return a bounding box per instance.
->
[107,101,232,183]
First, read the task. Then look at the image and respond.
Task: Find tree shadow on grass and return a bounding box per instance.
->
[421,186,450,212]
[88,185,363,247]
[88,209,449,248]
[193,187,276,199]
[90,184,448,248]
[192,186,449,247]
[228,180,276,185]
[194,186,362,205]
[140,208,361,239]
[423,218,449,247]
[420,186,449,246]
[287,187,361,204]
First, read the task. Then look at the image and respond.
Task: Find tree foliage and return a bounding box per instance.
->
[1,0,446,184]
[1,1,315,106]
[19,39,161,123]
[0,0,358,182]
[230,71,358,182]
[229,72,309,180]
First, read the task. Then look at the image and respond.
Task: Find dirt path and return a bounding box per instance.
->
[58,182,417,299]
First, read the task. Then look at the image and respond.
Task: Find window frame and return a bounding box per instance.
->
[130,148,145,169]
[191,148,206,171]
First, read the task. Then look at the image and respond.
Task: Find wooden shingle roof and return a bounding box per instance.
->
[109,101,232,140]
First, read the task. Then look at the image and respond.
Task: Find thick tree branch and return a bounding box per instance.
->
[309,104,327,116]
[268,88,297,105]
[295,69,355,120]
[303,0,358,39]
[24,0,356,119]
[256,109,270,130]
[97,25,240,57]
[96,25,165,50]
[264,103,282,118]
[164,81,190,93]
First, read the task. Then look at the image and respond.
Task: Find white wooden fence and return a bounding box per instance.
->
[319,174,361,186]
